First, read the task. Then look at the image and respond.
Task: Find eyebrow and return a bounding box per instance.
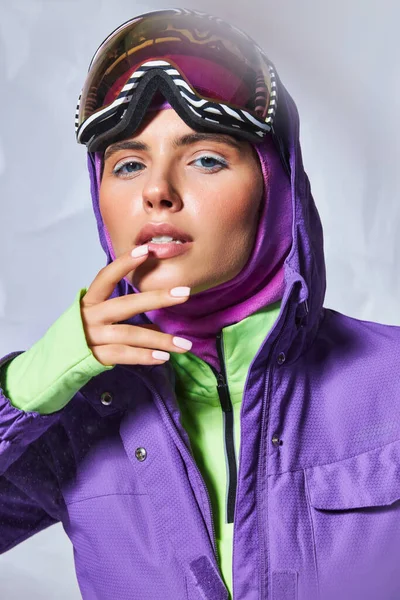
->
[104,132,243,161]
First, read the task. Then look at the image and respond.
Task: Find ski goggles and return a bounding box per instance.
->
[75,8,279,152]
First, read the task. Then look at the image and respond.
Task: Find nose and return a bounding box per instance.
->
[142,168,183,214]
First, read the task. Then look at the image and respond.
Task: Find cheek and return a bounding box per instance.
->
[99,185,132,253]
[208,171,263,237]
[99,189,115,234]
[242,169,264,227]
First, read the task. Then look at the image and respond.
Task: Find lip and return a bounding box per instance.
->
[136,222,193,246]
[147,241,193,259]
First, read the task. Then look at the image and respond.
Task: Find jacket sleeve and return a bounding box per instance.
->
[0,350,63,552]
[0,289,114,552]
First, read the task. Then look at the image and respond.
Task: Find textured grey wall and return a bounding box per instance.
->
[0,1,398,597]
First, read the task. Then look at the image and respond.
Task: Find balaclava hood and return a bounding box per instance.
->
[87,60,325,374]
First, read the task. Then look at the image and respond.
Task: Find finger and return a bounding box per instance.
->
[83,245,149,306]
[88,287,191,325]
[92,344,171,366]
[87,324,192,353]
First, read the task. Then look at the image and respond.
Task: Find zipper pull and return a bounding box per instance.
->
[216,372,232,412]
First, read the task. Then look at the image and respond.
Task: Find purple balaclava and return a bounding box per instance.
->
[90,61,293,372]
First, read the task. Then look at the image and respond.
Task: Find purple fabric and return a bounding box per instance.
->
[93,98,292,371]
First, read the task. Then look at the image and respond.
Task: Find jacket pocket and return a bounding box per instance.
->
[304,439,400,600]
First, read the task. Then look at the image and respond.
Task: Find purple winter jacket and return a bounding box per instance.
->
[1,72,400,600]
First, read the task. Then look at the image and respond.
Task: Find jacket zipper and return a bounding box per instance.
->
[207,331,237,524]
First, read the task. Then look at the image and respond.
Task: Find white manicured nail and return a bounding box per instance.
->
[131,244,149,257]
[170,287,191,297]
[152,350,170,361]
[173,337,192,350]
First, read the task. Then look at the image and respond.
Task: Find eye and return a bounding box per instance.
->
[192,155,228,172]
[112,160,144,177]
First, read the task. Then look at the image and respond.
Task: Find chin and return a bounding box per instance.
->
[132,269,215,296]
[132,263,192,293]
[131,258,231,295]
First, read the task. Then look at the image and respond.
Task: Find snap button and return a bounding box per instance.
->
[100,391,113,406]
[277,352,286,365]
[272,435,283,447]
[135,447,147,462]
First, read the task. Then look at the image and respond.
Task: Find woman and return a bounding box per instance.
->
[0,8,400,600]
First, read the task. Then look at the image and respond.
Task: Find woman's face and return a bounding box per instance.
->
[99,108,264,294]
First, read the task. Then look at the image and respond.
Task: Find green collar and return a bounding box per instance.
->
[170,300,282,406]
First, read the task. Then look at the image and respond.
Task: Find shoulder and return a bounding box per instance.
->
[317,307,400,368]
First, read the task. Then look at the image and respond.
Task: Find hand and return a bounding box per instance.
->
[80,245,192,366]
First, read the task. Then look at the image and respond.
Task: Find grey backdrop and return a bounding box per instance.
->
[0,0,399,597]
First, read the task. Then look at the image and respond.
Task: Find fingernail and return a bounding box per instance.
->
[170,286,191,297]
[152,350,170,361]
[173,337,193,350]
[131,244,149,257]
